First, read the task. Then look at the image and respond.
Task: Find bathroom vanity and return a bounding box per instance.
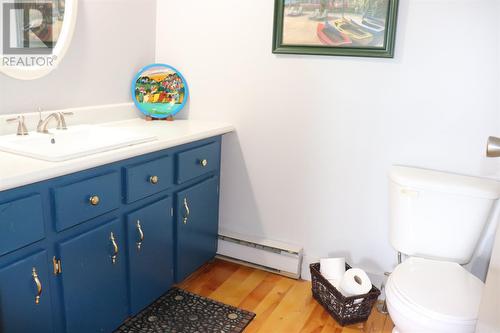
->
[0,115,234,333]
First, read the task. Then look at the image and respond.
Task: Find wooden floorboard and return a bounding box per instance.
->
[177,259,393,333]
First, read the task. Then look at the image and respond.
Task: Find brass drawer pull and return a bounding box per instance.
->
[110,232,119,264]
[200,159,208,167]
[32,267,42,305]
[89,195,100,206]
[183,198,190,224]
[149,175,159,185]
[136,220,144,251]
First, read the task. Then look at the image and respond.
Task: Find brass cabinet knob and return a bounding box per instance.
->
[149,175,159,185]
[200,159,208,167]
[89,195,100,206]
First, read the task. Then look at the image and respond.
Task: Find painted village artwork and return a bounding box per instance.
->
[134,66,186,118]
[283,0,390,48]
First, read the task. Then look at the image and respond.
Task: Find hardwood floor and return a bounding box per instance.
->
[177,259,394,333]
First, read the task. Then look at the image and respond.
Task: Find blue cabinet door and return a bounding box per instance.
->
[175,177,219,282]
[127,197,174,314]
[0,195,45,256]
[0,251,54,333]
[58,219,128,333]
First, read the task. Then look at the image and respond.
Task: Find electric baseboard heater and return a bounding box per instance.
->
[216,230,303,279]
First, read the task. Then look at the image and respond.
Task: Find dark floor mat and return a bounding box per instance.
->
[115,287,256,333]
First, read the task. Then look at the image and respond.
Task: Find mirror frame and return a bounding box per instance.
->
[0,0,78,80]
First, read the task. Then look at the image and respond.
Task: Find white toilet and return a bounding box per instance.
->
[386,166,500,333]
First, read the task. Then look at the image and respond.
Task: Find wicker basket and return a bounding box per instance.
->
[310,262,380,326]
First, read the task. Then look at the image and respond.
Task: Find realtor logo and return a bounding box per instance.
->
[2,1,54,55]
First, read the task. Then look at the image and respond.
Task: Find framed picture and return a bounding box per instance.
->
[132,63,189,119]
[272,0,399,58]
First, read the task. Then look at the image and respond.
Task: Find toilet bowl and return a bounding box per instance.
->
[385,257,483,333]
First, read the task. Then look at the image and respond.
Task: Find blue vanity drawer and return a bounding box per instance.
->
[0,195,45,256]
[176,142,220,183]
[53,172,121,231]
[124,156,173,203]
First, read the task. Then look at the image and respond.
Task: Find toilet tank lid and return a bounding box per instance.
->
[390,166,500,199]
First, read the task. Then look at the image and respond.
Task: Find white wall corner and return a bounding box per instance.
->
[300,254,319,281]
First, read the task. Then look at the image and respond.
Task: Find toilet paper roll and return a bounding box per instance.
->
[328,278,341,289]
[339,268,372,297]
[320,257,345,287]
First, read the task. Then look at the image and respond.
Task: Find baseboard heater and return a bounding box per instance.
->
[216,230,303,279]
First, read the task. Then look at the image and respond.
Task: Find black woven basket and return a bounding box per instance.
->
[310,262,380,326]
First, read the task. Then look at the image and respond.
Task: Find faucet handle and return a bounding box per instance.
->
[6,116,29,136]
[37,107,43,128]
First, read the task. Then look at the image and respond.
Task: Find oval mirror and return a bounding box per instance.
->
[0,0,78,80]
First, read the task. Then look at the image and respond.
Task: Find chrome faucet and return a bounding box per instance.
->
[37,113,61,134]
[37,111,73,134]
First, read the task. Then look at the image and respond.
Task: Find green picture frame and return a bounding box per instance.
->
[272,0,399,58]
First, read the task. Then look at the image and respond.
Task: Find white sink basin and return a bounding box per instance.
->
[0,125,157,162]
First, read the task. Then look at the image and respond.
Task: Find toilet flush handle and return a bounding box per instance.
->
[487,136,500,157]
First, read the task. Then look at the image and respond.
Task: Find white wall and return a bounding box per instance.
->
[157,0,500,278]
[0,0,157,114]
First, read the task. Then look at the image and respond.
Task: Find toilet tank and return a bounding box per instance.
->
[389,166,500,264]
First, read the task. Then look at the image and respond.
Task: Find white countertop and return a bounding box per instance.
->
[0,118,234,192]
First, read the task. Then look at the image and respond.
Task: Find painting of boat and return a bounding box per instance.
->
[277,0,398,57]
[287,6,304,17]
[361,16,385,32]
[349,15,385,35]
[309,9,328,21]
[316,22,351,47]
[349,3,387,35]
[333,18,373,46]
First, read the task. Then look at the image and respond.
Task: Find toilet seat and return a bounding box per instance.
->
[386,257,484,332]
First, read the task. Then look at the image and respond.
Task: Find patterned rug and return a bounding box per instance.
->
[115,287,256,333]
